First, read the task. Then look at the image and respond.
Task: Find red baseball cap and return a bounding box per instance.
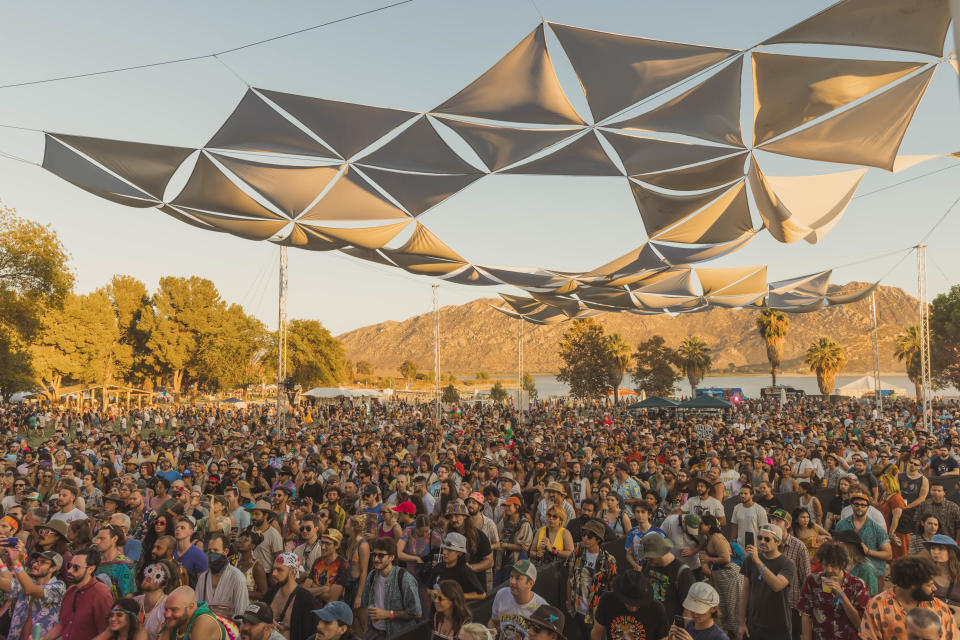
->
[391,501,416,515]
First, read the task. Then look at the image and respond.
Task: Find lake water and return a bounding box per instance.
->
[524,374,958,399]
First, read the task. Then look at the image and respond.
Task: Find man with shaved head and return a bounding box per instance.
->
[159,586,225,640]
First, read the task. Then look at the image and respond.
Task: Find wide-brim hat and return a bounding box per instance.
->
[521,605,566,640]
[38,518,68,539]
[545,481,566,496]
[445,500,468,516]
[244,500,276,516]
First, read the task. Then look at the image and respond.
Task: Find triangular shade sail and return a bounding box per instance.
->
[759,66,935,170]
[634,293,703,310]
[827,283,877,305]
[180,210,289,241]
[763,0,951,57]
[752,53,924,145]
[258,89,415,159]
[501,293,544,314]
[170,153,285,220]
[304,220,411,250]
[436,117,581,171]
[602,130,740,175]
[631,180,732,236]
[652,233,754,264]
[697,265,766,295]
[748,161,866,244]
[634,268,698,296]
[586,243,666,277]
[339,246,396,267]
[43,136,157,208]
[529,291,582,317]
[298,166,410,222]
[483,266,576,290]
[577,287,637,310]
[52,134,194,200]
[614,57,745,146]
[210,153,341,218]
[769,270,832,296]
[277,223,345,251]
[503,130,621,176]
[892,155,940,172]
[207,89,336,158]
[357,166,481,217]
[359,116,479,174]
[652,180,753,244]
[441,265,500,286]
[384,252,465,275]
[394,222,465,262]
[156,205,217,231]
[549,22,737,121]
[634,151,747,191]
[434,24,583,125]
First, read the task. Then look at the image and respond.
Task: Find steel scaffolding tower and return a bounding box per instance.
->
[917,245,932,428]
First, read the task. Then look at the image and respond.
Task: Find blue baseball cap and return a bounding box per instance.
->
[313,601,353,625]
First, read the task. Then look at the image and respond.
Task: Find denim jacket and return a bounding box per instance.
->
[360,565,422,638]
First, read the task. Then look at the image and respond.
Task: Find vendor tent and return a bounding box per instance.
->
[836,375,908,397]
[679,395,733,409]
[629,396,679,409]
[303,387,387,399]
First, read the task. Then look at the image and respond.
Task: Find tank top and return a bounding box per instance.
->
[898,473,923,533]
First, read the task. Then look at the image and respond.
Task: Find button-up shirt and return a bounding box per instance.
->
[920,498,960,539]
[780,533,811,608]
[60,578,113,640]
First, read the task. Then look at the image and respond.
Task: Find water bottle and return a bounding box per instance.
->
[32,624,41,640]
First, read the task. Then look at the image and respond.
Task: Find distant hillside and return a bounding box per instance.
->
[337,282,920,377]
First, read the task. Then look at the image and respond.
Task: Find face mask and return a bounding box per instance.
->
[206,552,228,574]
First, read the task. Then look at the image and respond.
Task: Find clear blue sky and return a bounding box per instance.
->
[0,0,957,335]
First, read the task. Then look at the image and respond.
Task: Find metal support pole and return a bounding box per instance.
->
[517,318,524,418]
[277,246,288,437]
[870,291,883,413]
[917,245,932,428]
[433,284,440,428]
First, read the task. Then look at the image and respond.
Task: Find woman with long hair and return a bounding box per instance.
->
[35,520,72,578]
[797,482,823,525]
[791,508,830,557]
[924,534,960,611]
[910,513,943,555]
[93,598,148,640]
[698,514,740,639]
[432,580,471,640]
[343,515,371,631]
[529,504,574,565]
[597,493,631,537]
[67,519,93,550]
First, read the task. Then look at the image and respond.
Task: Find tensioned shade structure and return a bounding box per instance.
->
[31,0,954,321]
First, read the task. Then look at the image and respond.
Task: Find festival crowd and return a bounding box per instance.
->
[0,393,958,640]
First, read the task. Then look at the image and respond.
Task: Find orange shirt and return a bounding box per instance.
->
[859,589,959,640]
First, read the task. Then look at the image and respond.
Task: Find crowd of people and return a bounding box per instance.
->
[0,392,958,640]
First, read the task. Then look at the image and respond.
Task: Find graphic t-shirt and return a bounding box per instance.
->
[594,592,668,640]
[310,555,350,597]
[642,558,694,622]
[491,588,547,640]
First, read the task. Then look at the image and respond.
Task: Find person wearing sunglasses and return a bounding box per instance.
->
[736,524,795,640]
[98,597,148,640]
[565,520,617,640]
[0,546,64,640]
[41,549,113,640]
[360,538,421,640]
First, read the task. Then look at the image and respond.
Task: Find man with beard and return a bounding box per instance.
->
[294,515,324,577]
[736,524,795,640]
[234,602,285,640]
[304,529,350,604]
[466,492,499,587]
[0,547,64,640]
[158,586,224,640]
[730,485,767,548]
[41,549,112,640]
[247,501,284,571]
[860,555,960,639]
[311,601,357,640]
[683,478,726,525]
[265,553,318,640]
[49,485,86,524]
[196,534,249,619]
[322,486,347,533]
[489,561,546,640]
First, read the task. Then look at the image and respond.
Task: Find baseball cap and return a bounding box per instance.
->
[313,601,353,625]
[511,559,537,581]
[683,514,701,537]
[759,524,782,543]
[234,602,274,625]
[770,509,793,525]
[322,529,343,546]
[31,550,62,571]
[503,496,522,507]
[442,532,467,554]
[682,582,720,614]
[392,501,416,515]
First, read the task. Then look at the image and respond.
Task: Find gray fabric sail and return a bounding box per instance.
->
[43,135,157,208]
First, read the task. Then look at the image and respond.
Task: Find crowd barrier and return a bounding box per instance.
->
[395,477,960,640]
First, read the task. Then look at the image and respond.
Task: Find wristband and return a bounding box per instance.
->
[12,564,22,574]
[758,564,765,581]
[389,611,395,620]
[0,564,7,573]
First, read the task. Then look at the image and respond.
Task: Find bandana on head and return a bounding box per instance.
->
[144,563,170,585]
[1,517,19,534]
[274,552,302,575]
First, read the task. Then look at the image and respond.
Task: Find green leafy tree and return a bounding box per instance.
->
[0,204,73,397]
[805,336,846,395]
[195,304,268,392]
[676,336,712,392]
[489,380,509,403]
[441,384,459,403]
[521,372,537,399]
[930,286,960,391]
[356,361,373,376]
[557,319,610,400]
[894,325,923,400]
[605,333,632,404]
[399,360,418,381]
[631,335,680,397]
[756,309,790,386]
[283,319,347,388]
[106,275,151,385]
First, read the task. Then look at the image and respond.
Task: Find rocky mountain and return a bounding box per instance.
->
[337,282,920,377]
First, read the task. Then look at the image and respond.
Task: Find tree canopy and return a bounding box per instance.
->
[805,336,846,395]
[930,285,960,391]
[631,335,681,397]
[557,319,612,400]
[676,336,712,392]
[756,309,789,386]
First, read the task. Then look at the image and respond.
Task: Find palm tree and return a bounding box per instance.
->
[804,337,846,395]
[894,325,923,400]
[756,309,790,386]
[676,336,712,393]
[605,333,632,405]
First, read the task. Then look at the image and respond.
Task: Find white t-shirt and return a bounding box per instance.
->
[839,505,887,529]
[50,507,87,524]
[491,588,547,640]
[731,502,768,547]
[682,496,724,520]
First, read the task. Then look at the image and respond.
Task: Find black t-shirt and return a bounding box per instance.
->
[641,558,695,622]
[856,472,879,493]
[756,494,784,513]
[469,530,492,581]
[932,455,960,476]
[594,592,668,640]
[426,559,484,595]
[300,481,325,504]
[740,554,796,636]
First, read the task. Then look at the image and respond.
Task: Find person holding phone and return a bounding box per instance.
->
[736,524,795,640]
[669,582,727,640]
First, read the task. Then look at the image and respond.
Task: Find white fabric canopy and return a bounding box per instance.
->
[434,24,584,125]
[601,130,741,175]
[836,376,908,397]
